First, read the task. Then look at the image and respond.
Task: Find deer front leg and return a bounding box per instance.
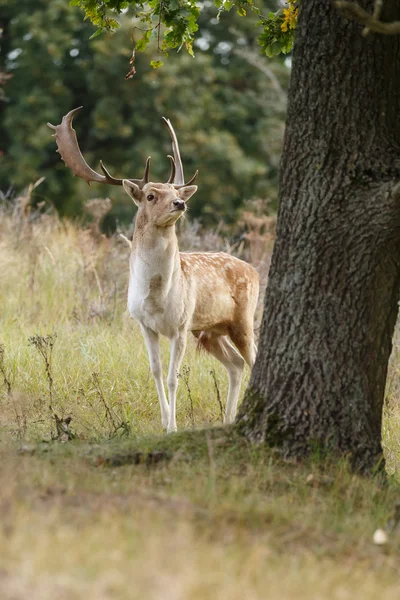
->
[140,324,170,429]
[167,331,187,433]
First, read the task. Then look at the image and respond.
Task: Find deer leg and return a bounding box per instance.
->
[167,330,187,433]
[229,323,257,368]
[140,324,170,429]
[197,333,245,425]
[239,340,257,368]
[218,337,245,424]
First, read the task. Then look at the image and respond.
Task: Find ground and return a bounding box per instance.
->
[0,205,400,599]
[1,433,400,599]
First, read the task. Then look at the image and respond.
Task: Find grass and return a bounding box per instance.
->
[1,433,400,599]
[0,212,241,440]
[1,200,400,599]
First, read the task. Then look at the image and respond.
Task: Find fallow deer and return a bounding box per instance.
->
[48,108,259,432]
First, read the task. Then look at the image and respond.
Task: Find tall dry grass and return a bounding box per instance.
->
[0,185,274,441]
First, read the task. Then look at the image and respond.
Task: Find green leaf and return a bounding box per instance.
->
[150,59,163,69]
[223,1,234,11]
[89,28,103,39]
[186,41,194,57]
[136,28,152,51]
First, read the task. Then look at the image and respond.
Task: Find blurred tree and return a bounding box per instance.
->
[0,0,288,224]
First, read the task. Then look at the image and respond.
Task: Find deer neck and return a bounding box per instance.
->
[130,221,181,293]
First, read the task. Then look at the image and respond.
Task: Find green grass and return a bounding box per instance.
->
[1,210,400,599]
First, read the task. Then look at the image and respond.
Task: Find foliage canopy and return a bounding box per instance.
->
[71,0,298,60]
[0,0,288,225]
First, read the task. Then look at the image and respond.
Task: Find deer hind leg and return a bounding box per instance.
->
[195,332,245,425]
[140,324,170,429]
[229,320,257,368]
[166,330,187,433]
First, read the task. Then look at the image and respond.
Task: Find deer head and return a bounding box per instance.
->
[47,107,198,227]
[122,180,197,228]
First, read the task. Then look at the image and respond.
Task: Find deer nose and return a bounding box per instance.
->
[173,200,185,211]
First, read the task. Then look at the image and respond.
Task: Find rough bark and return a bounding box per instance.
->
[238,0,400,471]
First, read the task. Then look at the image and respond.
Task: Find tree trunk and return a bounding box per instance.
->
[238,0,400,471]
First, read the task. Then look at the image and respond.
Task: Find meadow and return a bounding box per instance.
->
[1,188,400,599]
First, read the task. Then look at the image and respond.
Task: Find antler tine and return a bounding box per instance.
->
[102,156,152,188]
[100,160,123,185]
[162,117,199,188]
[140,156,151,184]
[126,155,152,187]
[162,117,184,186]
[167,155,176,184]
[174,170,199,189]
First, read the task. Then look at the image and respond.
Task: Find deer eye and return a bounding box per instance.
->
[147,194,155,201]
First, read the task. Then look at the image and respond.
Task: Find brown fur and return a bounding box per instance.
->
[50,106,259,431]
[123,178,259,430]
[147,275,165,315]
[180,252,259,366]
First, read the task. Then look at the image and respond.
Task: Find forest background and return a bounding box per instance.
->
[0,0,288,230]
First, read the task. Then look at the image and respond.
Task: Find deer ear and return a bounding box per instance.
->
[122,180,142,205]
[178,185,197,202]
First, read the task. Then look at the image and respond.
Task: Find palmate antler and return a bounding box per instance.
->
[47,107,151,187]
[48,107,198,189]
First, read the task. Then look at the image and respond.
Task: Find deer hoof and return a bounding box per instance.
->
[223,414,235,425]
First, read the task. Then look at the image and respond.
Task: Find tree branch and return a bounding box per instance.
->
[363,0,383,36]
[335,1,400,35]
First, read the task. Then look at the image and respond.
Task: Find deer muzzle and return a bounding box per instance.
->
[172,200,186,211]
